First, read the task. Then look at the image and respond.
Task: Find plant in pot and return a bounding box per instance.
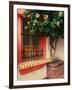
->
[23,10,64,61]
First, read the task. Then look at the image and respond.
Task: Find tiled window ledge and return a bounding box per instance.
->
[19,58,51,70]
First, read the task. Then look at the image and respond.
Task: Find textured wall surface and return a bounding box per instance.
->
[55,39,64,60]
[46,38,64,60]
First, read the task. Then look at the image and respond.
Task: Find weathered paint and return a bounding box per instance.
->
[39,36,46,59]
[17,11,23,63]
[18,64,47,80]
[46,37,50,59]
[55,39,64,60]
[19,64,45,75]
[17,9,47,76]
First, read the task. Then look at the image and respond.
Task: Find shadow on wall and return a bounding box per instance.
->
[55,38,64,61]
[46,38,64,61]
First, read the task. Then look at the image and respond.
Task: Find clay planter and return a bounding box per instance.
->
[46,59,64,79]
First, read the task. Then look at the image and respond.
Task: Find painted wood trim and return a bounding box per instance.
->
[18,58,51,70]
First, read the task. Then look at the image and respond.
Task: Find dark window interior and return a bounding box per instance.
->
[21,17,43,62]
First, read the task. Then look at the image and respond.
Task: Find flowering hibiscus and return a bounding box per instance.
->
[36,13,40,18]
[57,21,60,26]
[44,15,48,20]
[59,11,63,17]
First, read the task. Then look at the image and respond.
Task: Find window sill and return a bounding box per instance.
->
[18,58,51,70]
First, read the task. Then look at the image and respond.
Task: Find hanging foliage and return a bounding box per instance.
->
[23,9,64,60]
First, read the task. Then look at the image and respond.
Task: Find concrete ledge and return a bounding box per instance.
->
[18,58,51,70]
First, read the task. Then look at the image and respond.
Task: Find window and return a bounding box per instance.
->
[21,17,43,62]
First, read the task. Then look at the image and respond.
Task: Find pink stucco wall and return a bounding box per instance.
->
[17,9,46,63]
[17,14,22,63]
[39,37,46,59]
